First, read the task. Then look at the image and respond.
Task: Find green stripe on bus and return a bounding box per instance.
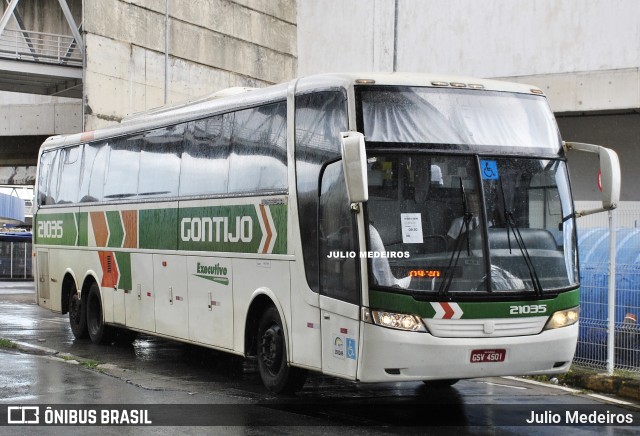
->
[369,288,580,319]
[76,212,88,247]
[35,202,288,254]
[115,252,132,290]
[139,208,179,250]
[177,204,287,254]
[106,211,124,248]
[34,213,78,246]
[270,204,288,254]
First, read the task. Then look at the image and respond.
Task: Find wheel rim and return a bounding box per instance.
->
[260,323,283,375]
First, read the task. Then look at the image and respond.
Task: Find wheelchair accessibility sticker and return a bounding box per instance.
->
[346,338,357,360]
[480,160,499,180]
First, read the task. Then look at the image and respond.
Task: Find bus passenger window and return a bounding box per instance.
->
[180,115,231,196]
[79,141,108,203]
[103,135,142,200]
[228,103,287,193]
[139,124,184,198]
[57,146,82,204]
[37,150,57,205]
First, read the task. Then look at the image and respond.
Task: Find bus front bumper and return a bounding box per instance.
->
[357,321,578,382]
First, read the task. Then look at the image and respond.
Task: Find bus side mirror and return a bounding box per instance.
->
[564,141,621,216]
[340,131,369,204]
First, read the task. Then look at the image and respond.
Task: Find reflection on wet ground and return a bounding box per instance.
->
[1,281,638,434]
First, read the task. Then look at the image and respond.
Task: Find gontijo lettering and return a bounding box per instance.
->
[181,216,253,243]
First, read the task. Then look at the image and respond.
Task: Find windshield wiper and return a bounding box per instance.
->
[498,180,544,297]
[438,178,473,295]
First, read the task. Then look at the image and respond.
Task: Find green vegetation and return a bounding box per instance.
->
[0,338,17,349]
[80,359,101,370]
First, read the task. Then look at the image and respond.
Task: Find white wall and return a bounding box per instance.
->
[298,0,640,112]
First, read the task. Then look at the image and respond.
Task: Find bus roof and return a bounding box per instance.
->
[40,73,543,152]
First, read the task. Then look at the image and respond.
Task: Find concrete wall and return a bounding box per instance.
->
[83,0,297,129]
[0,0,81,34]
[561,114,640,202]
[0,101,82,136]
[298,0,640,80]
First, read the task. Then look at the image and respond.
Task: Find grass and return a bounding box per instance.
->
[80,359,101,370]
[0,338,17,349]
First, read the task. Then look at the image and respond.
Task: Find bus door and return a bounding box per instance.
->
[318,161,360,379]
[36,250,51,309]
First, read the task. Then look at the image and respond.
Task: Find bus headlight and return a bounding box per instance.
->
[362,308,426,332]
[544,307,579,330]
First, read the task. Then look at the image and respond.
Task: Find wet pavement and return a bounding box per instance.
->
[0,281,639,434]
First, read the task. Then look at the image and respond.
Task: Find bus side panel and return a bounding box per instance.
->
[126,253,156,333]
[153,254,189,340]
[187,256,233,349]
[289,261,322,370]
[232,258,291,355]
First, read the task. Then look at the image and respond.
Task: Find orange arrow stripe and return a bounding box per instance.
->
[99,251,119,288]
[121,210,138,248]
[90,212,108,247]
[258,204,272,254]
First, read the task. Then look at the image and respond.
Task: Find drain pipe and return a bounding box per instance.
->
[164,0,169,104]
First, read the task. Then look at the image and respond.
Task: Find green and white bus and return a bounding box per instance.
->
[33,73,620,393]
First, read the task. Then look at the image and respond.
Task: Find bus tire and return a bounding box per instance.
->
[257,306,307,394]
[68,290,88,339]
[422,379,459,388]
[86,282,113,345]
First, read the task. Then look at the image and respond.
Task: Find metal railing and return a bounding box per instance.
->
[0,28,81,66]
[574,202,640,374]
[0,239,32,280]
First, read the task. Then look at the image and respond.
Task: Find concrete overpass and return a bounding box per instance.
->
[0,0,83,184]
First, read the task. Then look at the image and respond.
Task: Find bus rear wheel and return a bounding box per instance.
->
[86,283,113,345]
[68,291,88,339]
[257,306,307,394]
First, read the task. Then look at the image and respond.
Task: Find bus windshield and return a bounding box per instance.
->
[358,86,561,153]
[365,154,578,295]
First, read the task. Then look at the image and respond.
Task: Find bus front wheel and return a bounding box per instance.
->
[256,306,307,394]
[86,283,113,345]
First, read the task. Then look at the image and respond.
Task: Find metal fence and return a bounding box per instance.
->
[574,202,640,374]
[0,28,81,66]
[0,235,32,280]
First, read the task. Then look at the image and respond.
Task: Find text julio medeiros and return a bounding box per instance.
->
[526,409,634,425]
[326,251,410,259]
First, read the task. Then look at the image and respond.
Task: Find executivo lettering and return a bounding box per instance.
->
[194,262,230,285]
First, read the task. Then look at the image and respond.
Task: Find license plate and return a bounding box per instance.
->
[470,349,506,363]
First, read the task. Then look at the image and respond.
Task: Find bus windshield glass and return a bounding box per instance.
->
[365,154,578,295]
[358,86,561,153]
